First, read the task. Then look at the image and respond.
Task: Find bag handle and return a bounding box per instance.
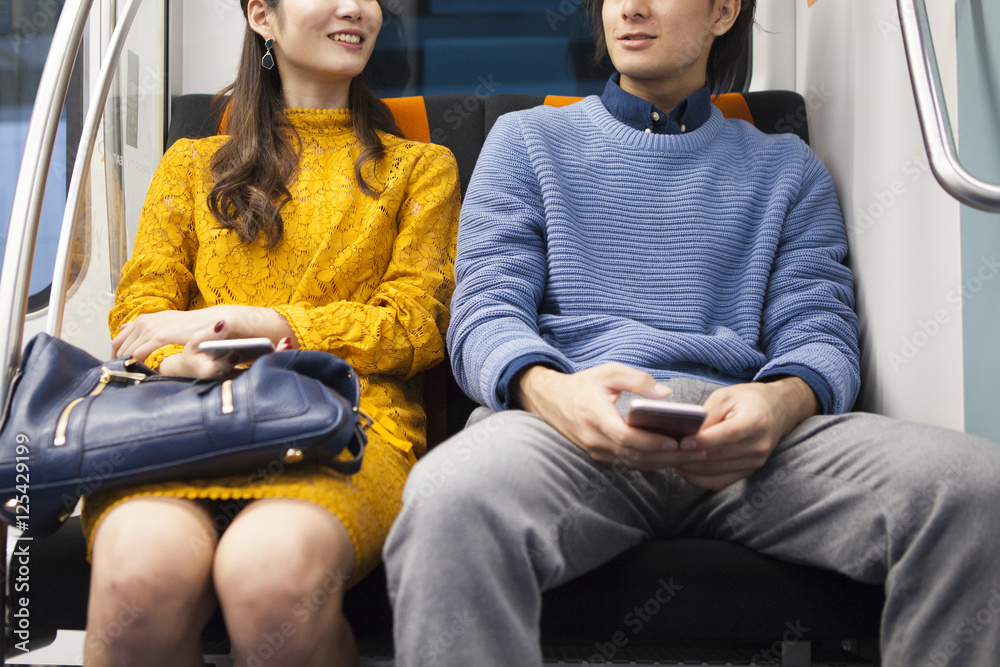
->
[316,409,368,475]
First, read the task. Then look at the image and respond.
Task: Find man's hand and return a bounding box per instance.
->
[672,377,818,491]
[514,363,711,471]
[112,305,295,362]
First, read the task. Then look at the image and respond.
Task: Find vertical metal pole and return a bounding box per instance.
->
[46,0,146,337]
[0,0,95,420]
[0,2,95,664]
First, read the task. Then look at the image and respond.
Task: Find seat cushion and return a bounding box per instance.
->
[540,539,883,643]
[12,522,881,655]
[342,540,883,644]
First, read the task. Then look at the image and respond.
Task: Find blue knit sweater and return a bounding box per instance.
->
[447,96,860,415]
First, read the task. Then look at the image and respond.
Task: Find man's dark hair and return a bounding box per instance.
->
[583,0,756,94]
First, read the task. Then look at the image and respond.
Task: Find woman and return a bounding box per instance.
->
[82,1,460,665]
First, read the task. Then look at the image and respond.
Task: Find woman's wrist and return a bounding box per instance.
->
[157,354,185,376]
[220,305,294,344]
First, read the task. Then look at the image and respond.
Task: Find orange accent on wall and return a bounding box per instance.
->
[808,0,820,6]
[541,93,754,124]
[383,96,432,143]
[711,93,754,124]
[218,93,755,141]
[543,95,585,108]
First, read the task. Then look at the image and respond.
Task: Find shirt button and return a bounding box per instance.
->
[644,128,652,133]
[681,124,687,133]
[651,111,661,121]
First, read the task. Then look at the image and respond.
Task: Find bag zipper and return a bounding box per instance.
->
[54,365,149,447]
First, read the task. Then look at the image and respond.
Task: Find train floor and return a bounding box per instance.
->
[8,632,877,666]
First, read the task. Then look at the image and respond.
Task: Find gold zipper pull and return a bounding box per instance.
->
[54,397,86,446]
[54,368,144,447]
[221,380,234,414]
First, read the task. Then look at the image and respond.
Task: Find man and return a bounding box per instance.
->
[384,1,1000,665]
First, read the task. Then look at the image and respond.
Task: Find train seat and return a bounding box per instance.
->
[6,91,884,665]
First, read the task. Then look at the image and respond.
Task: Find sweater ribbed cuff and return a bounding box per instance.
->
[757,346,858,414]
[478,339,573,412]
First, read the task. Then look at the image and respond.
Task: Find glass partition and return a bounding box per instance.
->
[54,0,166,359]
[364,1,615,98]
[0,0,82,308]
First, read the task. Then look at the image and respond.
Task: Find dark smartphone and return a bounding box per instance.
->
[197,337,275,362]
[625,399,707,438]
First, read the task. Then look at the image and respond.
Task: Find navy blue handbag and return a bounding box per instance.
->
[0,333,368,537]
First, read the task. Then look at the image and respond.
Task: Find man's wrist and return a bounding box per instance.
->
[762,376,819,435]
[513,364,559,412]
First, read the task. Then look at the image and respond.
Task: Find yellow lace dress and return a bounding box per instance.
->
[81,109,461,584]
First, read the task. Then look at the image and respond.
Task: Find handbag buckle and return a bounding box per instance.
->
[353,407,374,432]
[99,366,149,386]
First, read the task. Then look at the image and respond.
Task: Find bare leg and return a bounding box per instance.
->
[214,498,358,667]
[84,497,219,667]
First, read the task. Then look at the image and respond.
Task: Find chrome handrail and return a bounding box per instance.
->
[898,0,1000,213]
[47,0,145,337]
[0,0,95,413]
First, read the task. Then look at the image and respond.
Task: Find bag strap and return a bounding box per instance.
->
[323,413,368,474]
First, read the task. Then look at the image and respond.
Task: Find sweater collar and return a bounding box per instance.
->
[582,95,725,154]
[601,74,712,136]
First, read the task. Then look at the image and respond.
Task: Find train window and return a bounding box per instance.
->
[363,1,616,98]
[0,0,82,311]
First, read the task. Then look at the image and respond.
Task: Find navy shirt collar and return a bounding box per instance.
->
[600,74,712,135]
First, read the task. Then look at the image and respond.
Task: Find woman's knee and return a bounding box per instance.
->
[214,499,355,636]
[87,498,217,655]
[91,498,216,607]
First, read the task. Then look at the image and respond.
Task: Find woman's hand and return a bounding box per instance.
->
[113,307,231,361]
[113,306,296,362]
[158,320,294,378]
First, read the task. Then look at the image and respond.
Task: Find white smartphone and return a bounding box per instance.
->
[198,337,275,361]
[625,399,707,438]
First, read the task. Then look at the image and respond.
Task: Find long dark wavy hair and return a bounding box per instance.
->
[208,0,403,248]
[583,0,756,94]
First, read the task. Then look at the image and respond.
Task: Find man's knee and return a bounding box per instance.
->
[401,447,508,521]
[402,415,535,512]
[889,426,1000,518]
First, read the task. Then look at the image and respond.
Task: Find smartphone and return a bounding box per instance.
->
[198,337,275,361]
[625,399,707,438]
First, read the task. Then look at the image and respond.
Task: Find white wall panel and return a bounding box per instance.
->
[797,0,965,429]
[750,0,797,92]
[176,0,243,96]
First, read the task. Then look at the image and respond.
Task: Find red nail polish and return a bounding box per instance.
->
[215,321,225,333]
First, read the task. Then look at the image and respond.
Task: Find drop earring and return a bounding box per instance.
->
[261,38,275,70]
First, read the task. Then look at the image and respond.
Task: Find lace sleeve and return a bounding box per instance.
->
[107,140,200,350]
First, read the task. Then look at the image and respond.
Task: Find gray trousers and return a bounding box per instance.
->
[383,379,1000,666]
